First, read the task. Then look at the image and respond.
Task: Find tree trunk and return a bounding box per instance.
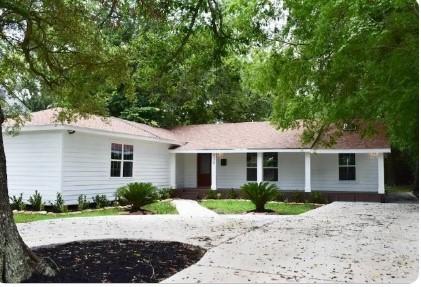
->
[0,106,56,282]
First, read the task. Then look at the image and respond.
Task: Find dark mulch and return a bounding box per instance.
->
[25,239,206,283]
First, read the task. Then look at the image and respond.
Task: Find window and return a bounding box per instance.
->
[110,143,133,177]
[339,153,355,180]
[263,152,278,181]
[246,153,257,181]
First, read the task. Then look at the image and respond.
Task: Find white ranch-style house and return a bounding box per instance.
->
[4,109,390,204]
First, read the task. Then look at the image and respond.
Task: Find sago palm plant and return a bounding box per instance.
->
[116,182,158,211]
[241,182,279,212]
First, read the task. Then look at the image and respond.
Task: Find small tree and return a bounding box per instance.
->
[241,182,279,212]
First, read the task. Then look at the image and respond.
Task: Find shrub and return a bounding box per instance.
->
[241,182,279,212]
[10,193,25,211]
[275,192,285,202]
[309,191,328,204]
[92,194,109,209]
[116,182,158,211]
[206,190,218,199]
[228,189,239,199]
[28,190,44,211]
[53,193,68,213]
[78,194,89,210]
[158,188,171,200]
[291,192,306,203]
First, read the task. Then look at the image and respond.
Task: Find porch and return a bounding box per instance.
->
[169,149,388,195]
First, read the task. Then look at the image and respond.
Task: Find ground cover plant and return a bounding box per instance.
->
[200,199,316,215]
[25,239,205,283]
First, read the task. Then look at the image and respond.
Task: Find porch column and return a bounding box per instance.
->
[169,153,176,189]
[257,152,263,183]
[377,153,385,194]
[305,152,311,192]
[211,153,217,190]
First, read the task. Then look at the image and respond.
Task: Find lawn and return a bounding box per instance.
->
[14,201,177,223]
[200,199,316,215]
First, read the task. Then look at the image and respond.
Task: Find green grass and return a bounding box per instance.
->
[14,207,121,223]
[200,199,316,215]
[14,201,178,223]
[143,201,177,214]
[385,185,413,193]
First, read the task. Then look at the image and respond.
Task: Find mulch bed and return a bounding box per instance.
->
[25,239,206,283]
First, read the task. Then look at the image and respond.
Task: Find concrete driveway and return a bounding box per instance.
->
[18,202,418,283]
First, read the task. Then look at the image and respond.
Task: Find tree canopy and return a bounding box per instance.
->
[244,0,419,158]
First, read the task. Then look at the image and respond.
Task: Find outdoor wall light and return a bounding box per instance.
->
[67,130,76,134]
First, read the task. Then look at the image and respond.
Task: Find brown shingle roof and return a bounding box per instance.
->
[20,109,180,142]
[17,109,390,150]
[170,121,390,151]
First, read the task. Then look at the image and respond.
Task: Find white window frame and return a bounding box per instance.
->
[338,153,356,181]
[246,153,257,181]
[110,143,134,178]
[263,152,278,182]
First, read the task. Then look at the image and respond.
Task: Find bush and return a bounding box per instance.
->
[78,194,89,210]
[228,189,238,199]
[53,193,68,213]
[290,192,306,203]
[92,194,109,209]
[241,182,279,212]
[309,191,328,204]
[28,190,44,211]
[116,182,158,211]
[158,188,172,200]
[275,192,285,202]
[10,193,25,211]
[206,190,218,199]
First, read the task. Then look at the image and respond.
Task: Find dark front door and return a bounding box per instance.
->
[197,153,211,187]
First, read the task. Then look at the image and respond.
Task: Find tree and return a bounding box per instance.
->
[0,0,129,282]
[245,0,418,159]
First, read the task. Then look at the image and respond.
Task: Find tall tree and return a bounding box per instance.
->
[245,0,418,159]
[0,0,128,282]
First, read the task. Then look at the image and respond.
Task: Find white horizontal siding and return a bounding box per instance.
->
[182,154,197,188]
[216,154,246,188]
[4,131,62,203]
[178,152,379,192]
[61,132,171,203]
[175,154,184,188]
[311,153,378,192]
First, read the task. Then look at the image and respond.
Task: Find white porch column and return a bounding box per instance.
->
[377,153,385,194]
[211,153,217,190]
[257,152,263,183]
[305,152,311,192]
[169,153,176,189]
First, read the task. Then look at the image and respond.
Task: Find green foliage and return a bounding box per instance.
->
[116,182,158,211]
[92,195,109,209]
[10,193,25,211]
[309,192,328,204]
[77,194,89,211]
[274,192,285,202]
[245,0,418,160]
[290,192,306,203]
[28,190,44,211]
[53,193,68,213]
[158,188,172,200]
[206,190,218,200]
[228,189,239,199]
[240,182,279,212]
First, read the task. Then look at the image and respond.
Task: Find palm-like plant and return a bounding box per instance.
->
[241,182,279,212]
[116,182,159,211]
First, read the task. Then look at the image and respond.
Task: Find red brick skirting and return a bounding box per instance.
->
[173,188,384,203]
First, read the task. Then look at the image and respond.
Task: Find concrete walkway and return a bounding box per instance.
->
[18,202,418,283]
[172,199,219,217]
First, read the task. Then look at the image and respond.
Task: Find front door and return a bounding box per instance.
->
[197,153,211,187]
